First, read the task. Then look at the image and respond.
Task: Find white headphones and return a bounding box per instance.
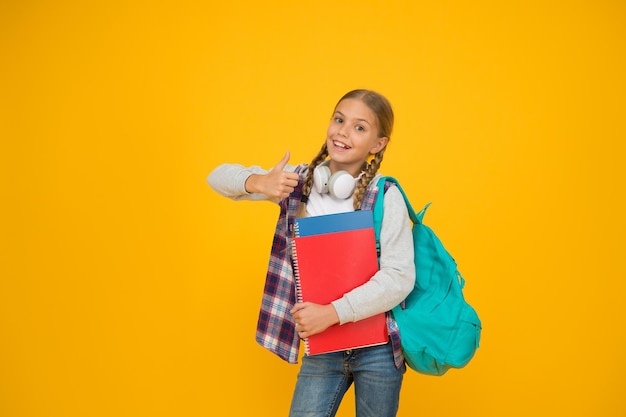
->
[313,163,356,199]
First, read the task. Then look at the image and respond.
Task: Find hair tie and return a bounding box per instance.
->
[300,195,309,204]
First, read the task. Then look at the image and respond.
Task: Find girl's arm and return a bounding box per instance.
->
[207,152,299,203]
[291,186,415,337]
[331,186,416,324]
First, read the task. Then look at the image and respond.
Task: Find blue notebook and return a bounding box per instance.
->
[294,210,374,237]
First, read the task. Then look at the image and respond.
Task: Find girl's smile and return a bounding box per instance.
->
[326,98,388,176]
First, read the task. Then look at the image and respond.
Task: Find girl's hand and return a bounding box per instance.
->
[245,151,299,199]
[290,302,340,339]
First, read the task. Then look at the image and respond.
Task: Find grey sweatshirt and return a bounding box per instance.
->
[207,163,415,325]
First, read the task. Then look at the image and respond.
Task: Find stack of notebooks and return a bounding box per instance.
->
[292,210,388,356]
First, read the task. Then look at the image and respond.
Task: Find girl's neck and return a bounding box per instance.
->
[328,159,366,177]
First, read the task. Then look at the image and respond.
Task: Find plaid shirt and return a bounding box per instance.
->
[255,164,405,368]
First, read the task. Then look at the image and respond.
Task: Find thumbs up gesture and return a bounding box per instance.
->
[244,152,300,199]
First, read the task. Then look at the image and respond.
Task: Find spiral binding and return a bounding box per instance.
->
[292,240,303,305]
[291,221,310,355]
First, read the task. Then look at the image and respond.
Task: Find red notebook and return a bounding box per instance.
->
[292,211,388,356]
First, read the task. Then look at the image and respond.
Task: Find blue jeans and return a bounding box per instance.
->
[288,342,405,417]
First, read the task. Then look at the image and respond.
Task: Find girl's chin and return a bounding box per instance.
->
[327,154,351,166]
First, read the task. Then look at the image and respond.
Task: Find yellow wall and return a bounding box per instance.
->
[1,1,625,416]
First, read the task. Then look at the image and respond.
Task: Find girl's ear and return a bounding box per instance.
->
[369,137,389,155]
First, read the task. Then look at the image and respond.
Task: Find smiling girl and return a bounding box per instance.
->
[207,89,414,417]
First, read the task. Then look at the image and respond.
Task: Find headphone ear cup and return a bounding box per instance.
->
[328,170,356,199]
[313,165,331,194]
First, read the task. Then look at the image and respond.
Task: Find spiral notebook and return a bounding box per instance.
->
[292,211,388,356]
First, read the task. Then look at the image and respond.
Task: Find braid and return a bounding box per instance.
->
[296,143,329,218]
[353,147,386,210]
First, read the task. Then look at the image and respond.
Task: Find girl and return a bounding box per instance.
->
[207,89,415,417]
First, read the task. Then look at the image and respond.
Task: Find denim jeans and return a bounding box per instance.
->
[288,342,405,417]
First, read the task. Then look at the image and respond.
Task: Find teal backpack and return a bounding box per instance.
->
[373,177,482,376]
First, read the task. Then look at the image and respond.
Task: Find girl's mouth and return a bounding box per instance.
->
[332,140,351,150]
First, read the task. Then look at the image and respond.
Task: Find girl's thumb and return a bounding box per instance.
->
[274,151,290,171]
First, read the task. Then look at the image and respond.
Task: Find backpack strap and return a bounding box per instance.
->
[373,176,428,246]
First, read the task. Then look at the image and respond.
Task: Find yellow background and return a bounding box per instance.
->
[1,1,625,416]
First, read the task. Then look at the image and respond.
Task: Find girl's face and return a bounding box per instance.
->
[326,98,389,177]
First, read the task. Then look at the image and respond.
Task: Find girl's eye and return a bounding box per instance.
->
[355,125,365,132]
[334,117,343,123]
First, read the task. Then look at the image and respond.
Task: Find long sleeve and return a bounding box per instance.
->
[331,186,415,324]
[207,163,298,203]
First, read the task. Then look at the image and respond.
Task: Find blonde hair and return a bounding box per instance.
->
[297,89,394,217]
